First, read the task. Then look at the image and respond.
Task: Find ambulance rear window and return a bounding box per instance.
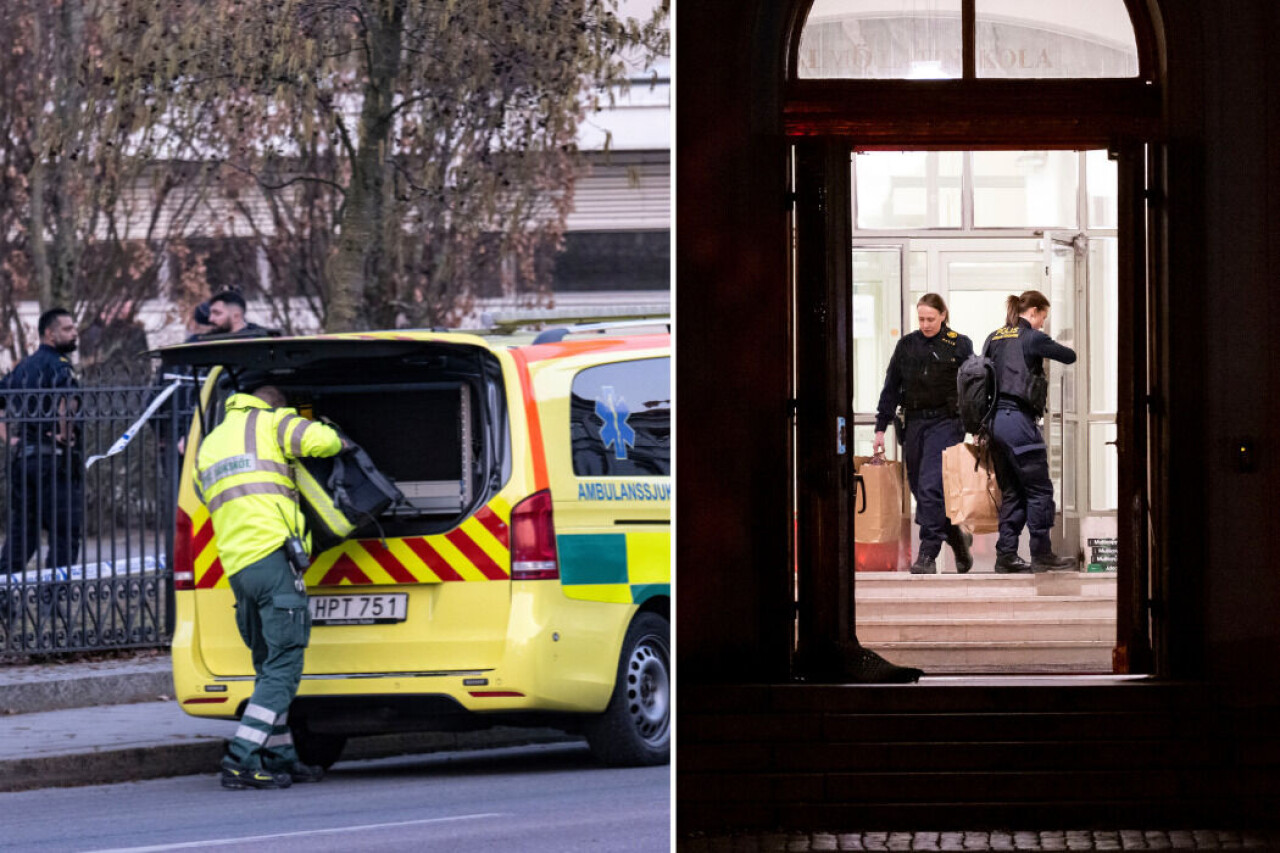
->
[570,357,670,477]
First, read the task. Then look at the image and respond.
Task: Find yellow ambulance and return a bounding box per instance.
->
[160,325,670,767]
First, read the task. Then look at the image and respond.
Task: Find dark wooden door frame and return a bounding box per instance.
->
[793,139,857,674]
[781,0,1166,677]
[1115,140,1156,674]
[790,136,1161,674]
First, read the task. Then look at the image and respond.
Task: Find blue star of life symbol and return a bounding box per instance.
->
[595,385,636,461]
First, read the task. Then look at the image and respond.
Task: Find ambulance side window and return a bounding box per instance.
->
[570,357,670,477]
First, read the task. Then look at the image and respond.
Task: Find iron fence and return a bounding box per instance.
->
[0,365,195,655]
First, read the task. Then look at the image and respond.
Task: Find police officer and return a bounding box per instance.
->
[872,294,975,575]
[195,372,345,789]
[0,308,83,575]
[983,290,1077,573]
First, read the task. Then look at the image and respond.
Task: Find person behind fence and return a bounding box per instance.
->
[872,293,975,575]
[150,300,216,486]
[0,308,84,575]
[195,372,345,789]
[983,290,1078,574]
[204,289,267,338]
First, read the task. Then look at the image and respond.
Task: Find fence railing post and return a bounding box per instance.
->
[0,368,187,656]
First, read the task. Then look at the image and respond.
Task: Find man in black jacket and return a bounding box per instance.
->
[0,309,83,574]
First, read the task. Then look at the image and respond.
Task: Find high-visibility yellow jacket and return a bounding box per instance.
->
[194,393,343,575]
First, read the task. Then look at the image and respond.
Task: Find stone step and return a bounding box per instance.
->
[864,640,1114,673]
[858,617,1115,644]
[856,595,1116,619]
[853,572,1117,671]
[855,571,1117,599]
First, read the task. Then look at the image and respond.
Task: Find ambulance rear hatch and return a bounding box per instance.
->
[159,334,510,528]
[159,333,514,677]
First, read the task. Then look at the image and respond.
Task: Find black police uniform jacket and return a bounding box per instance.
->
[0,343,81,450]
[982,317,1077,416]
[875,325,974,433]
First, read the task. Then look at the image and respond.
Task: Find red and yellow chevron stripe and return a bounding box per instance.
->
[190,497,512,589]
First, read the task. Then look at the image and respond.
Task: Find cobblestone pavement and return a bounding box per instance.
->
[679,830,1280,851]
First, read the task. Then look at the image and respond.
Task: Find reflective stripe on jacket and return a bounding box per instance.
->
[194,393,343,575]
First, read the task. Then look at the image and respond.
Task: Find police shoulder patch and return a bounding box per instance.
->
[947,330,957,338]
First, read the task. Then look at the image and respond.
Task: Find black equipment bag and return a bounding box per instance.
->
[296,438,404,553]
[956,354,999,436]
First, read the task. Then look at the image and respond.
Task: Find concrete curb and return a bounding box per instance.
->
[0,655,588,792]
[0,741,225,793]
[0,728,582,793]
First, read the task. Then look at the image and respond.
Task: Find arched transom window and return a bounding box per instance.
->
[797,0,1142,81]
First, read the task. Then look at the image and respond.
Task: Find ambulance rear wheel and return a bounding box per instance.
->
[585,612,670,766]
[290,721,347,770]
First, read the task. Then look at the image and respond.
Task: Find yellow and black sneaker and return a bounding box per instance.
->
[221,763,294,790]
[273,762,325,784]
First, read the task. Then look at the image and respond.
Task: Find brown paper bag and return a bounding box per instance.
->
[853,455,904,544]
[942,441,1002,535]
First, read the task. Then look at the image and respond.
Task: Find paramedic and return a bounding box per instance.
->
[195,374,344,789]
[872,293,975,575]
[983,290,1077,574]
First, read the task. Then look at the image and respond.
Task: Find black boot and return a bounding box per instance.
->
[948,529,974,574]
[794,642,924,684]
[844,645,924,684]
[1031,551,1077,572]
[994,551,1033,574]
[910,556,937,574]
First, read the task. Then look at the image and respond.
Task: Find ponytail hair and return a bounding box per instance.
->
[1005,290,1051,327]
[916,292,949,323]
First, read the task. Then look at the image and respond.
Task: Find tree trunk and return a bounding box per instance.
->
[325,0,406,332]
[49,0,86,310]
[30,0,86,313]
[30,5,52,311]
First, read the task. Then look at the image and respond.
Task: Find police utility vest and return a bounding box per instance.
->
[983,324,1049,415]
[901,330,964,413]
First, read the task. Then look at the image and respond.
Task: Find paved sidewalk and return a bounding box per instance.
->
[679,830,1280,850]
[0,652,578,792]
[0,700,228,791]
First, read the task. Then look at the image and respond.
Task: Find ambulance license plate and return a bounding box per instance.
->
[309,593,408,625]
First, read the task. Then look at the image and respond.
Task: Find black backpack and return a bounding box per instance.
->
[956,354,999,435]
[296,435,405,552]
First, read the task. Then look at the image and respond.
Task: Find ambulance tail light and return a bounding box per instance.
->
[174,508,195,590]
[510,489,559,580]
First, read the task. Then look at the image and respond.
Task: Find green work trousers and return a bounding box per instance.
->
[225,548,311,771]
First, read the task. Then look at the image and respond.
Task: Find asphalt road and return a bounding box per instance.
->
[0,743,671,852]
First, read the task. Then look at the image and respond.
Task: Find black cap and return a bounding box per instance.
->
[193,301,211,325]
[233,369,273,394]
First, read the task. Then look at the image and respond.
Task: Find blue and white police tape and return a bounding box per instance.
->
[0,555,166,585]
[84,375,192,470]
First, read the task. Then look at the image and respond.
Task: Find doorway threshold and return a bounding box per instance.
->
[919,672,1152,686]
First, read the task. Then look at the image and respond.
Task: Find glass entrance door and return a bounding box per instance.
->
[938,244,1043,572]
[928,237,1088,570]
[851,246,905,456]
[1046,234,1085,560]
